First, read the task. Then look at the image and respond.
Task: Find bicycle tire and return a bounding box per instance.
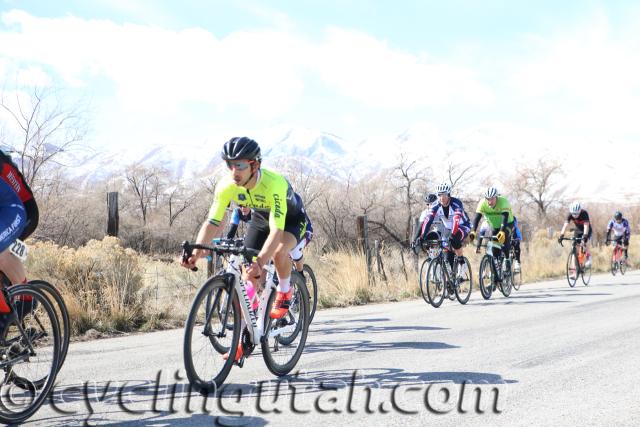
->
[183,276,240,393]
[262,272,309,376]
[581,262,592,286]
[419,257,432,305]
[454,257,473,305]
[27,280,69,375]
[478,255,493,300]
[302,265,318,322]
[276,274,308,346]
[500,260,512,297]
[620,258,627,275]
[426,257,446,308]
[512,265,522,291]
[566,252,578,287]
[0,285,61,424]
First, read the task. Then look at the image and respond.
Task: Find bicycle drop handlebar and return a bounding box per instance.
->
[181,239,260,272]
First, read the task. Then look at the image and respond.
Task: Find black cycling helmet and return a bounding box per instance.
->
[424,193,437,204]
[614,211,623,221]
[221,137,262,162]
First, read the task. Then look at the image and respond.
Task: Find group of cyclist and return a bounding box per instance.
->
[412,182,631,278]
[0,136,633,375]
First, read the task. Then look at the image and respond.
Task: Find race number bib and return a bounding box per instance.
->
[9,239,28,262]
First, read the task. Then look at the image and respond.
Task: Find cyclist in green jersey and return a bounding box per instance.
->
[182,137,308,328]
[468,186,515,268]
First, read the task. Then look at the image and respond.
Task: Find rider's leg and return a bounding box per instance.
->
[272,231,298,292]
[0,250,26,285]
[624,238,629,259]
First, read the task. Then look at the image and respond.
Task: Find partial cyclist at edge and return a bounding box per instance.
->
[0,149,40,329]
[606,210,631,260]
[182,137,309,360]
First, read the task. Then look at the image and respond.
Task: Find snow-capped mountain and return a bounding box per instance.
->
[44,124,640,204]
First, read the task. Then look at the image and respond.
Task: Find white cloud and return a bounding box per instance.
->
[507,10,640,135]
[0,10,493,118]
[312,28,494,109]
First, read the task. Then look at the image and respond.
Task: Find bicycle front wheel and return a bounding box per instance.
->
[426,257,446,308]
[611,253,618,276]
[479,255,494,300]
[302,265,318,322]
[0,285,61,425]
[566,252,578,287]
[419,257,432,305]
[454,257,473,305]
[27,280,70,375]
[183,276,240,393]
[262,272,309,376]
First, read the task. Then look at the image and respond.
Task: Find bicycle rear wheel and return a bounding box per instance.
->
[419,257,432,305]
[500,260,512,297]
[183,276,240,393]
[27,280,69,375]
[454,257,473,305]
[581,262,592,286]
[262,272,309,376]
[276,273,308,345]
[512,264,522,291]
[566,252,578,287]
[478,255,493,300]
[426,257,445,308]
[0,285,61,425]
[302,265,318,322]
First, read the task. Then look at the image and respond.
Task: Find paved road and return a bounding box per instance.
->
[25,270,640,426]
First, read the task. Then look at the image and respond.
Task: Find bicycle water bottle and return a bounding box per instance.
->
[245,280,259,310]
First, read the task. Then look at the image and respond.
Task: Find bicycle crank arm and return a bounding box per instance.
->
[268,324,297,338]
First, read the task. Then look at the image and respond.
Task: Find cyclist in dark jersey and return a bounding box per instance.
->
[558,202,592,266]
[0,150,38,326]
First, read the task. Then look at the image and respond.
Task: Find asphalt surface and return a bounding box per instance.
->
[22,270,640,426]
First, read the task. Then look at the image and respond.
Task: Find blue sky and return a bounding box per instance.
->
[1,0,640,157]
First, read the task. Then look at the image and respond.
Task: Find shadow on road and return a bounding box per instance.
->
[303,339,457,354]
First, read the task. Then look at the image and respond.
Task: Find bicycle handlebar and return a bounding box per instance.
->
[181,239,260,272]
[558,236,584,248]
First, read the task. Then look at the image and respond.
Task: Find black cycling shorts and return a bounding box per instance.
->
[244,210,308,252]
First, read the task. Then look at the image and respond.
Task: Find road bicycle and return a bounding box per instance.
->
[423,233,473,307]
[181,239,309,393]
[478,236,512,299]
[0,240,63,424]
[559,236,591,287]
[607,238,627,276]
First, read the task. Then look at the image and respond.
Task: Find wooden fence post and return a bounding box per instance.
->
[107,192,119,237]
[356,215,372,283]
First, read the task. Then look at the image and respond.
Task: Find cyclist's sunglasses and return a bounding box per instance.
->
[226,160,254,171]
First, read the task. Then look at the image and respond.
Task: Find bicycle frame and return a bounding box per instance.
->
[218,255,296,346]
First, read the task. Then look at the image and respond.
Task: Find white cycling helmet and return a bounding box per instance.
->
[484,186,499,199]
[569,202,581,215]
[436,183,451,195]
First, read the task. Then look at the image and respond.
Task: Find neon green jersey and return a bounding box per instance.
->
[207,168,296,231]
[476,196,514,229]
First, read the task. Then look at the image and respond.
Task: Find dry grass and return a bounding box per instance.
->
[23,233,639,336]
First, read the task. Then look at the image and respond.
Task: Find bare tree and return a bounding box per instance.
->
[124,165,164,225]
[508,158,566,221]
[391,153,429,246]
[0,86,88,189]
[445,159,478,196]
